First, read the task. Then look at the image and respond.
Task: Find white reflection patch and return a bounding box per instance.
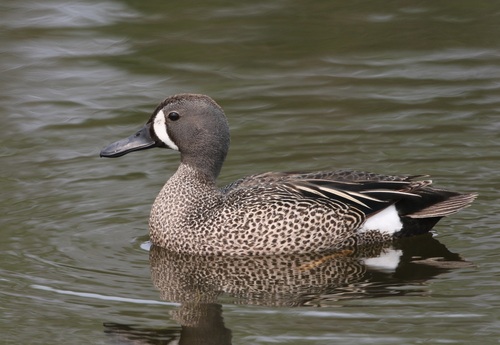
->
[363,249,402,272]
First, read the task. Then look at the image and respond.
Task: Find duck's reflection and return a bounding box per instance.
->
[104,234,472,344]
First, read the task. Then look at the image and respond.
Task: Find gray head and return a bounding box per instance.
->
[100,94,230,180]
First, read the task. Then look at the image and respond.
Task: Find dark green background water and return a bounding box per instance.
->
[1,0,499,344]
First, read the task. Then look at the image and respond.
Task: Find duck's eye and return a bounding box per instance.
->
[167,111,180,121]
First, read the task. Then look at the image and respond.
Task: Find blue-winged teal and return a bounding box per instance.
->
[100,94,477,255]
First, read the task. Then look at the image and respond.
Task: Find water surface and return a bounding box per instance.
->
[1,0,499,344]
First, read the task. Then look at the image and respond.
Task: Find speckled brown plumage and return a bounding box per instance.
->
[149,164,370,255]
[100,93,477,256]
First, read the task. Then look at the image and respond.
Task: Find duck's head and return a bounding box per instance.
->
[100,93,230,179]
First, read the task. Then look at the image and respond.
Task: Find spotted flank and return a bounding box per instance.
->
[100,93,478,255]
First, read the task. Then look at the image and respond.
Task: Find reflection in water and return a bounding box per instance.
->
[104,235,471,344]
[104,302,231,345]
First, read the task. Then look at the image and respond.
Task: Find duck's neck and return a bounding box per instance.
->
[161,163,220,212]
[151,163,219,219]
[172,162,218,188]
[179,142,227,183]
[149,162,222,248]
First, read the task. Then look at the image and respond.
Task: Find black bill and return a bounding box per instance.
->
[100,123,158,158]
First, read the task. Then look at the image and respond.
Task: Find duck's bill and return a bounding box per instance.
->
[100,123,158,158]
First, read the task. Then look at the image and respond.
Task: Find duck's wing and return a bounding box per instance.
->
[282,177,476,215]
[281,178,427,215]
[222,170,428,216]
[221,169,422,193]
[284,169,427,182]
[223,170,476,236]
[283,176,477,237]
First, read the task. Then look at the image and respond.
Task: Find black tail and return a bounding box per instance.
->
[396,188,477,237]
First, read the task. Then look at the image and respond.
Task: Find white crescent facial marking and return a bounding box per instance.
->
[153,110,179,151]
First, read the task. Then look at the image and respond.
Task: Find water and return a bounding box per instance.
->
[1,0,499,344]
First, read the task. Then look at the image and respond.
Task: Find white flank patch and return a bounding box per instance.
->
[359,204,402,235]
[154,110,179,151]
[363,249,402,272]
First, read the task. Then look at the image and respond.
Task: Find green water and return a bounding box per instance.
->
[1,0,499,344]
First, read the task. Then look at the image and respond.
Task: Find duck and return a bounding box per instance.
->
[100,93,477,256]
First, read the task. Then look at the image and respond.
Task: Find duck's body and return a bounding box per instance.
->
[100,94,476,256]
